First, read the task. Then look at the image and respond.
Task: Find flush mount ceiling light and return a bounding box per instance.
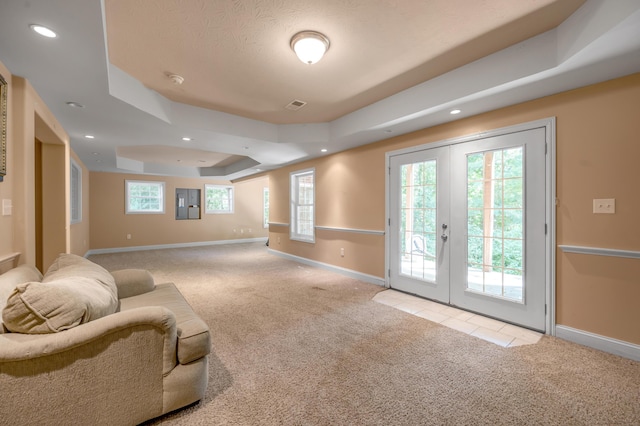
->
[290,31,330,64]
[66,101,84,108]
[30,24,57,38]
[450,109,462,115]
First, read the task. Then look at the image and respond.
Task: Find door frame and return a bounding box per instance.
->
[385,118,556,335]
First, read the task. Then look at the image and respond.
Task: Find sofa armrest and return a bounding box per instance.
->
[0,306,178,425]
[0,306,177,375]
[111,269,156,299]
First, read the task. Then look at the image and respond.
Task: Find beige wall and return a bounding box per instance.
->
[0,59,76,272]
[90,172,268,250]
[268,73,640,344]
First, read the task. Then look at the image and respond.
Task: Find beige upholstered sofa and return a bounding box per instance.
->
[0,254,210,425]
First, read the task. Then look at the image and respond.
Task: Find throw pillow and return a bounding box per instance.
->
[0,265,43,332]
[2,254,118,334]
[2,278,108,333]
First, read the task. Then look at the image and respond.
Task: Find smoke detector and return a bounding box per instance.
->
[168,74,184,85]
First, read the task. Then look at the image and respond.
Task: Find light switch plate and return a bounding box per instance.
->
[593,198,615,214]
[2,199,11,216]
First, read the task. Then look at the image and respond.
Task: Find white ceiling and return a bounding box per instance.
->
[1,0,639,181]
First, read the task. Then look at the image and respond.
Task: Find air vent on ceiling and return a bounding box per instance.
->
[285,99,307,111]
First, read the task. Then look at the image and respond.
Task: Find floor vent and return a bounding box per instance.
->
[285,99,307,111]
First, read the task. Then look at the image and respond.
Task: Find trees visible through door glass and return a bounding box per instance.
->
[466,147,524,302]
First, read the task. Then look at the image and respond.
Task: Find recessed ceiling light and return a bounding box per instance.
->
[384,129,393,133]
[243,146,249,150]
[30,24,57,38]
[450,109,462,115]
[321,148,328,153]
[92,152,99,155]
[84,135,95,139]
[182,137,192,141]
[66,101,84,108]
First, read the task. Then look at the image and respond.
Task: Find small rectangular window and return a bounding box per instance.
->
[125,180,165,214]
[263,187,269,228]
[70,159,82,224]
[205,184,234,214]
[290,168,315,243]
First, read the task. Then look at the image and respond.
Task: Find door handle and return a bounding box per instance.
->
[441,223,448,241]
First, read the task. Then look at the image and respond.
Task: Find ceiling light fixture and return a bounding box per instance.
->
[30,24,57,38]
[290,31,330,64]
[450,109,461,115]
[84,135,95,139]
[66,101,84,108]
[182,137,192,141]
[321,149,328,153]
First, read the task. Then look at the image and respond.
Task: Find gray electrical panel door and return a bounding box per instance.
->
[176,188,200,220]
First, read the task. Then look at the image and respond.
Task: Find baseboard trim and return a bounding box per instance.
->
[555,325,640,361]
[85,238,268,257]
[267,249,385,287]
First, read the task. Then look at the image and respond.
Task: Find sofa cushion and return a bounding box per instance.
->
[2,254,118,334]
[119,283,210,364]
[0,265,43,333]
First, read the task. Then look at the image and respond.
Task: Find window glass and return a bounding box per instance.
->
[126,180,165,214]
[70,159,82,223]
[290,169,315,242]
[205,184,234,214]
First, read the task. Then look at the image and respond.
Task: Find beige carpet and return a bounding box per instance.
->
[89,243,640,425]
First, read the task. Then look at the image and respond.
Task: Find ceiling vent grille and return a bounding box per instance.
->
[285,99,307,111]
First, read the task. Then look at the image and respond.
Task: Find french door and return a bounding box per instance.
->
[388,127,547,331]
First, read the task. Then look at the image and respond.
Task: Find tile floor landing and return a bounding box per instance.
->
[374,289,542,348]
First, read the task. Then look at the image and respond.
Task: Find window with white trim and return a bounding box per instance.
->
[290,168,315,242]
[205,184,234,214]
[263,187,269,228]
[70,159,82,224]
[125,180,165,214]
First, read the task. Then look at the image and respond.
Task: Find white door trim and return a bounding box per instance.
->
[385,117,556,335]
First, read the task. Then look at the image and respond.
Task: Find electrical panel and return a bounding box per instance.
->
[176,188,200,220]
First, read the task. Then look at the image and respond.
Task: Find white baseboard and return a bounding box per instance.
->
[267,249,386,287]
[85,237,268,257]
[555,325,640,361]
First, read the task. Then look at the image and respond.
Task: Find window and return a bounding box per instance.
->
[125,180,165,214]
[205,184,234,214]
[70,159,82,223]
[263,187,269,228]
[290,168,315,242]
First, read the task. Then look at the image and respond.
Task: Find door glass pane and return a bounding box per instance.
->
[466,147,524,302]
[400,160,437,282]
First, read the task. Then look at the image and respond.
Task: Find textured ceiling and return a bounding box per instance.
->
[4,0,638,180]
[104,0,584,124]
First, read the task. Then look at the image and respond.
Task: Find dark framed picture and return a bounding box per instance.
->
[0,73,6,181]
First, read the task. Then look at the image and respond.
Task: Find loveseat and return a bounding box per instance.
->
[0,253,210,425]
